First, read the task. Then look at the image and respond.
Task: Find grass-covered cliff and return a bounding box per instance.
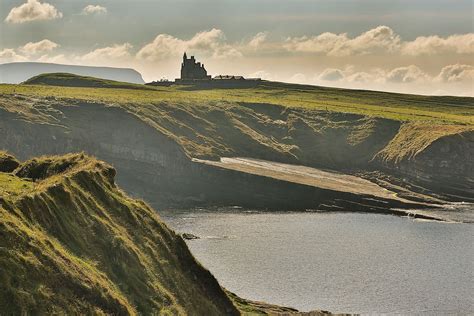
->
[0,75,472,208]
[0,152,239,315]
[2,76,472,162]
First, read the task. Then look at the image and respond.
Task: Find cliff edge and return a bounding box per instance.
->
[0,152,238,315]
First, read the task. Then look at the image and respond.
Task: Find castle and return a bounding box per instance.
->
[147,53,261,86]
[180,52,211,80]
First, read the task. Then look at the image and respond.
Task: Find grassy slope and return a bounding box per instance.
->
[376,122,472,162]
[2,81,473,125]
[23,73,153,90]
[0,153,238,315]
[0,81,472,163]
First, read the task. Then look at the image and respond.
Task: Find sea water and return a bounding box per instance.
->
[162,210,473,315]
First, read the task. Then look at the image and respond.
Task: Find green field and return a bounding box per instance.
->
[2,79,473,125]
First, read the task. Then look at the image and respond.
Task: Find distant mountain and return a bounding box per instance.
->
[0,62,144,84]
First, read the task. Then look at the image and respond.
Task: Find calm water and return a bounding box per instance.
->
[161,210,474,315]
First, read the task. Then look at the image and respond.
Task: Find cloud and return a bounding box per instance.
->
[137,29,242,61]
[0,49,28,62]
[334,26,401,56]
[5,0,62,24]
[248,32,268,48]
[285,26,400,56]
[402,34,474,55]
[436,64,474,82]
[288,73,307,83]
[81,43,133,62]
[345,72,375,83]
[284,26,473,57]
[136,34,184,60]
[315,65,429,85]
[20,39,59,56]
[318,68,345,81]
[284,32,348,54]
[385,65,428,83]
[82,5,107,15]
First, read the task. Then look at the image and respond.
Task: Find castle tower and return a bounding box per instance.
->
[180,53,211,80]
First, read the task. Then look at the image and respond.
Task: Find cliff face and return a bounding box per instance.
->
[375,123,474,200]
[0,153,238,315]
[0,95,400,207]
[0,92,472,211]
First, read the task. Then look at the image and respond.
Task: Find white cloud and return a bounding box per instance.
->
[435,64,474,83]
[136,34,184,60]
[334,26,401,56]
[318,68,345,81]
[248,32,268,48]
[284,26,473,57]
[345,72,375,83]
[5,0,62,24]
[137,29,242,61]
[0,49,28,62]
[315,65,429,85]
[284,32,348,54]
[82,5,107,15]
[385,65,428,83]
[20,39,59,56]
[402,34,474,55]
[213,46,243,59]
[285,26,400,56]
[81,43,133,62]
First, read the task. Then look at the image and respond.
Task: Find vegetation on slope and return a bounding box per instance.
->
[22,73,153,90]
[0,76,472,171]
[0,153,238,315]
[2,80,473,125]
[375,122,472,162]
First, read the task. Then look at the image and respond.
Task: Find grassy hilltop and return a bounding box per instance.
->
[3,74,472,125]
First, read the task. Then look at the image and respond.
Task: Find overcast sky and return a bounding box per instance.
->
[1,0,473,95]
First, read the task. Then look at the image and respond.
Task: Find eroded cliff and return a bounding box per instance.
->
[0,153,238,315]
[0,88,472,216]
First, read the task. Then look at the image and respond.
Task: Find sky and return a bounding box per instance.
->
[1,0,473,96]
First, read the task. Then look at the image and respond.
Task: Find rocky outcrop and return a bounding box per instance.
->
[0,151,19,172]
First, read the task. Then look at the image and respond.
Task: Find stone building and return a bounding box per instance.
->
[180,53,211,80]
